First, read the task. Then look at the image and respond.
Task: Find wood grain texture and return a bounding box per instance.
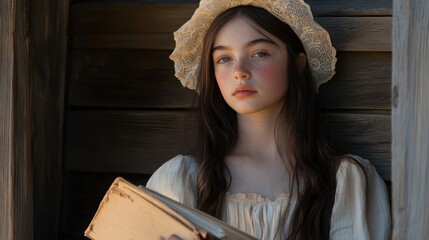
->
[30,0,69,239]
[319,52,391,110]
[308,0,392,16]
[324,112,391,180]
[69,1,392,36]
[13,0,34,239]
[317,17,392,52]
[68,50,390,109]
[0,0,34,239]
[70,3,391,51]
[72,16,392,52]
[69,4,197,35]
[392,0,429,239]
[65,110,198,174]
[68,49,196,108]
[0,1,16,239]
[69,70,196,108]
[73,0,392,14]
[65,110,391,180]
[73,34,174,49]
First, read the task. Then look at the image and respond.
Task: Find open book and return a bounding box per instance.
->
[84,177,256,240]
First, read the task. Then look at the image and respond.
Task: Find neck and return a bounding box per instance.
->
[233,105,285,160]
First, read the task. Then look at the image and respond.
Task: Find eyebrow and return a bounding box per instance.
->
[212,38,275,52]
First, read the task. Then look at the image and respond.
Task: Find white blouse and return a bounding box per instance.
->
[146,154,391,240]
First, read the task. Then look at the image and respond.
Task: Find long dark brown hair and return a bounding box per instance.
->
[194,6,340,240]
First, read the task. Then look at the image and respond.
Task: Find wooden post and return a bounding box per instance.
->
[392,0,429,239]
[0,0,34,239]
[0,0,69,239]
[31,0,69,238]
[30,0,69,239]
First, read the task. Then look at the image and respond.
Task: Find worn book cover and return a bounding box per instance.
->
[84,177,256,240]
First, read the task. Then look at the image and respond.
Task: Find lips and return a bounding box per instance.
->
[233,86,257,97]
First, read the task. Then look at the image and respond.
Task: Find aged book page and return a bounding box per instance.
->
[85,177,256,240]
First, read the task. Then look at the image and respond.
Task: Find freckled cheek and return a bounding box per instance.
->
[255,63,288,93]
[214,70,231,94]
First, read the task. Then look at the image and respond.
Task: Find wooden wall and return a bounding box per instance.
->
[60,0,392,238]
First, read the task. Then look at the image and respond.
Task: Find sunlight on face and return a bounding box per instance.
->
[212,15,289,116]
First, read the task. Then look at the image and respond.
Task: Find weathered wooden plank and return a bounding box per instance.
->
[65,110,390,180]
[68,50,390,109]
[65,110,198,174]
[70,3,392,51]
[69,71,196,108]
[69,4,197,35]
[71,49,173,73]
[68,49,195,108]
[69,1,392,36]
[392,0,429,239]
[30,0,69,239]
[317,17,392,52]
[324,112,391,180]
[319,52,391,110]
[308,0,392,16]
[0,1,16,238]
[71,17,392,52]
[13,0,34,239]
[1,0,34,239]
[73,34,174,49]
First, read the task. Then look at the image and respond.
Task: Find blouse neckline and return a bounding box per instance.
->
[226,191,293,203]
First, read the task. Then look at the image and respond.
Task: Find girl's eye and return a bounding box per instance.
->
[216,56,232,64]
[253,51,269,58]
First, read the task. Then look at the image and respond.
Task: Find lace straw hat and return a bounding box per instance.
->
[170,0,337,91]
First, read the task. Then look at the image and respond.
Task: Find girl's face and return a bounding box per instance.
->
[212,15,289,115]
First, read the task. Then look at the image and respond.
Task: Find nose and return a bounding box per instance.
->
[234,60,250,80]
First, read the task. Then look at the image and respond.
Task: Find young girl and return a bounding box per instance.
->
[146,0,390,239]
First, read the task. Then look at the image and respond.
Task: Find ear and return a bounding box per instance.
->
[297,53,307,73]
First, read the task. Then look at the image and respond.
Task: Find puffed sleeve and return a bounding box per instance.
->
[330,155,391,240]
[145,155,198,208]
